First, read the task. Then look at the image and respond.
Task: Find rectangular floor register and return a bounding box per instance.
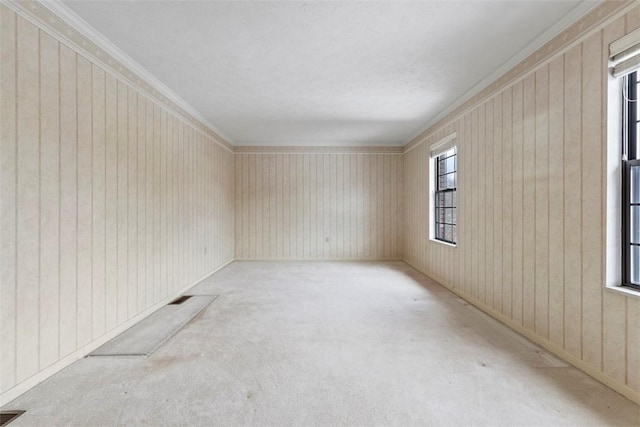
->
[89,295,217,356]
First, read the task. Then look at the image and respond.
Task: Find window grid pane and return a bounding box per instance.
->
[624,71,640,290]
[434,150,457,244]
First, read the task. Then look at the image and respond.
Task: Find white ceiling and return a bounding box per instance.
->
[62,0,598,147]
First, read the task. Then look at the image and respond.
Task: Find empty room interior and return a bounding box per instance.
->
[2,0,640,425]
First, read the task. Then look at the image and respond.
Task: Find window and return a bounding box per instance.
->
[610,28,640,293]
[622,71,640,290]
[429,135,457,245]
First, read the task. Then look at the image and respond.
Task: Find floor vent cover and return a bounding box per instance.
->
[169,295,192,305]
[0,411,25,426]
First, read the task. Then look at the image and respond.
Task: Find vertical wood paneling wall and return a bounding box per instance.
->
[403,5,640,402]
[234,153,403,260]
[0,5,234,401]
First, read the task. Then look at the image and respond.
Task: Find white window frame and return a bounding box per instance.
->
[429,133,457,247]
[605,33,640,298]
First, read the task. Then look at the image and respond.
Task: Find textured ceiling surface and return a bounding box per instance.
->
[63,1,593,146]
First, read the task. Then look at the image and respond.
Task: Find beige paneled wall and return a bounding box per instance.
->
[235,152,403,259]
[403,3,640,403]
[0,6,234,402]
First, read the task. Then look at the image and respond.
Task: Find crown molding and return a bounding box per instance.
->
[6,0,623,155]
[233,146,403,154]
[2,0,235,152]
[402,0,625,152]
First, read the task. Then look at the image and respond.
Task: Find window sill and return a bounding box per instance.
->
[604,285,640,299]
[429,238,457,248]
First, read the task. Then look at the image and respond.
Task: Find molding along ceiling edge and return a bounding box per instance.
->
[3,0,236,152]
[401,0,620,153]
[233,146,403,154]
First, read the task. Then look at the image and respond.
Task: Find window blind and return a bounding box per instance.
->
[429,133,456,158]
[611,27,640,78]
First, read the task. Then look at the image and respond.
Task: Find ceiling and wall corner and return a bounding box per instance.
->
[403,0,634,153]
[400,0,605,146]
[49,0,601,149]
[2,0,235,151]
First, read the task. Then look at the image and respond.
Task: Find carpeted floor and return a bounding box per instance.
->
[3,261,639,426]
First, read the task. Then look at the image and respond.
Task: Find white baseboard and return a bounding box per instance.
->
[0,259,233,407]
[401,259,640,406]
[233,257,403,262]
